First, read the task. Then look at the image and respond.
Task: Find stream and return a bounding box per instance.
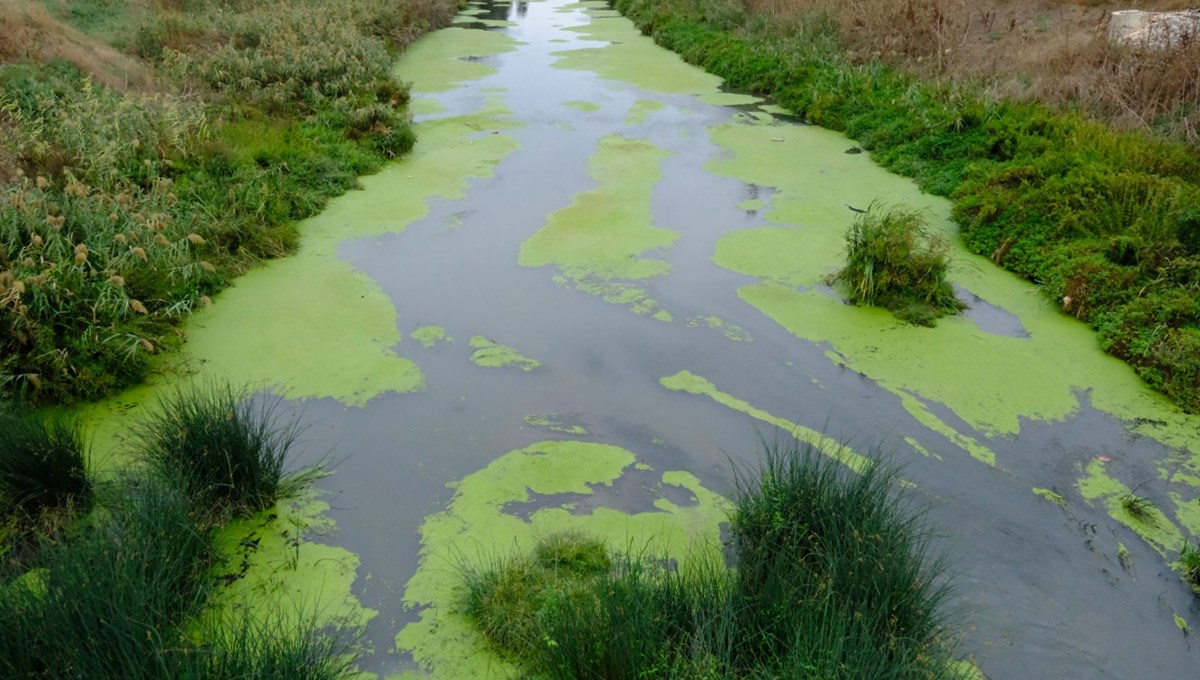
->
[77,0,1200,677]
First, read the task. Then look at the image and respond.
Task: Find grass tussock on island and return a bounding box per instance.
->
[832,204,964,326]
[460,442,963,679]
[615,0,1200,413]
[0,0,457,406]
[0,382,360,679]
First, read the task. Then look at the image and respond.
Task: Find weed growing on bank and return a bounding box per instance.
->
[0,381,357,678]
[461,441,962,678]
[833,204,963,326]
[0,0,457,406]
[0,410,91,522]
[614,0,1200,414]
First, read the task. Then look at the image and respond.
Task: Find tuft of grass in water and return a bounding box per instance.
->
[460,440,962,679]
[133,382,310,518]
[1180,540,1200,593]
[0,409,91,522]
[1119,491,1159,525]
[831,203,965,326]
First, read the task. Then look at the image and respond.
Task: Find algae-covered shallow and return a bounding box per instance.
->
[61,0,1200,677]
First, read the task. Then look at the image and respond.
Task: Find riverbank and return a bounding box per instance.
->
[615,0,1200,415]
[0,0,458,405]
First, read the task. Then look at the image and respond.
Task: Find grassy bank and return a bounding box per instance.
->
[460,442,962,678]
[0,0,457,405]
[615,0,1200,413]
[0,383,359,678]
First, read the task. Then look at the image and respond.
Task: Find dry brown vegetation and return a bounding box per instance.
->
[0,0,152,90]
[744,0,1200,141]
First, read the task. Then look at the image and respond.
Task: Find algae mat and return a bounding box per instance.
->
[70,0,1200,677]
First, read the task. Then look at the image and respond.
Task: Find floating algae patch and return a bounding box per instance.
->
[706,119,1200,467]
[469,335,541,371]
[521,135,678,316]
[1077,458,1185,556]
[393,441,728,677]
[691,314,751,342]
[660,370,872,473]
[552,13,723,95]
[524,414,588,435]
[185,251,423,408]
[393,27,521,93]
[183,103,519,407]
[737,198,765,212]
[898,391,996,466]
[1033,487,1067,507]
[625,98,664,124]
[564,99,601,112]
[207,489,376,632]
[412,325,452,348]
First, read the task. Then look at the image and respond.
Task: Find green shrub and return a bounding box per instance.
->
[832,204,964,326]
[0,410,90,521]
[133,382,306,517]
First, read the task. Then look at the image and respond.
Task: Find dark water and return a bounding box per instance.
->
[255,1,1200,677]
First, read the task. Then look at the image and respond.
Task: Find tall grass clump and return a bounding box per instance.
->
[133,382,306,517]
[832,204,964,326]
[460,441,961,679]
[0,410,91,521]
[0,479,213,677]
[1179,540,1200,594]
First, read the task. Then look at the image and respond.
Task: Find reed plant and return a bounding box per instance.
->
[1181,540,1200,594]
[133,382,308,518]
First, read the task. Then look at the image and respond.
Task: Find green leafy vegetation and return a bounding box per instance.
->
[614,0,1200,413]
[1179,540,1200,593]
[0,0,457,406]
[461,441,961,678]
[133,382,309,518]
[0,381,359,677]
[832,204,963,326]
[0,410,90,524]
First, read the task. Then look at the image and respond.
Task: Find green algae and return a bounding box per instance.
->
[521,135,678,317]
[625,98,664,125]
[552,16,723,95]
[207,488,376,632]
[393,27,521,93]
[705,118,1200,476]
[469,335,541,371]
[1033,487,1067,507]
[697,91,763,106]
[564,100,601,112]
[660,370,872,473]
[181,104,519,408]
[759,104,792,115]
[695,314,751,341]
[905,436,940,460]
[737,198,765,212]
[393,440,728,676]
[524,414,588,435]
[898,391,996,466]
[452,16,515,27]
[1175,612,1189,633]
[1077,459,1184,555]
[412,325,452,348]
